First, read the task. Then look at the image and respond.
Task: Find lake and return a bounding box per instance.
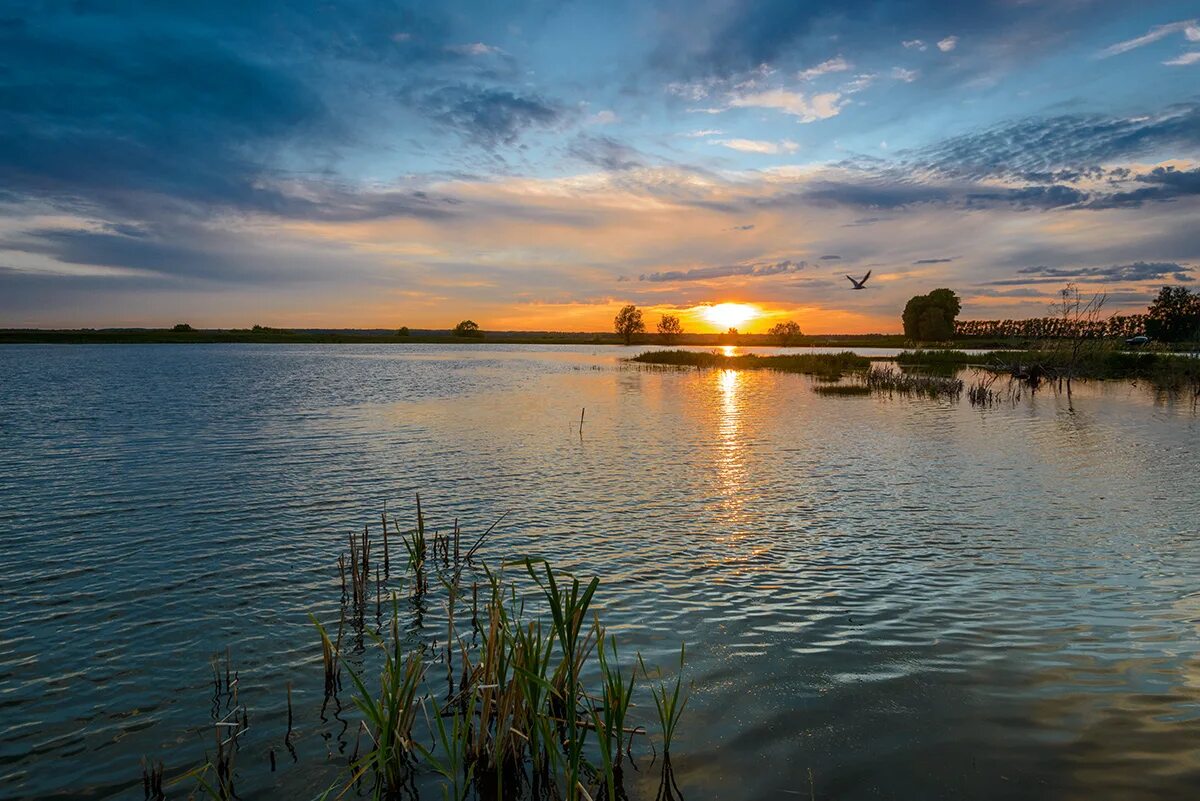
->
[1,344,1198,800]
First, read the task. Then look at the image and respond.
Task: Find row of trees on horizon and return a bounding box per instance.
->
[163,285,1198,345]
[609,284,1200,345]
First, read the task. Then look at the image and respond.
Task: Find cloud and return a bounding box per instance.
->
[797,57,851,80]
[683,129,725,137]
[1097,19,1198,58]
[1014,261,1194,282]
[795,179,953,209]
[1165,51,1200,65]
[937,36,959,52]
[1085,166,1200,208]
[567,134,644,170]
[728,89,845,121]
[586,109,619,125]
[902,39,927,51]
[890,67,919,82]
[820,254,841,260]
[640,259,806,282]
[732,224,756,231]
[446,42,505,56]
[713,138,799,154]
[914,103,1200,182]
[914,257,954,264]
[419,85,564,148]
[965,184,1087,209]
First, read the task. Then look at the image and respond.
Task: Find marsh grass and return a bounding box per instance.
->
[896,347,1200,395]
[317,505,686,801]
[155,500,688,801]
[630,350,869,379]
[812,384,871,396]
[865,367,964,399]
[894,350,971,367]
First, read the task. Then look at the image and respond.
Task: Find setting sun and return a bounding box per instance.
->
[700,303,761,331]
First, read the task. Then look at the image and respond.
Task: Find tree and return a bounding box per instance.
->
[614,304,645,345]
[902,288,961,341]
[453,320,483,338]
[767,320,803,345]
[397,326,410,336]
[1050,283,1107,398]
[172,323,193,332]
[657,313,683,343]
[1145,286,1200,342]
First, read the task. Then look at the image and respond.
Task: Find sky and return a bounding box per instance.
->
[1,1,1198,333]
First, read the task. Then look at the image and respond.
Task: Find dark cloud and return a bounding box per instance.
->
[964,184,1087,209]
[0,1,497,226]
[567,134,644,171]
[915,103,1200,182]
[2,225,360,286]
[820,254,841,260]
[913,257,954,264]
[1005,261,1194,284]
[790,180,953,209]
[732,224,756,231]
[1085,166,1200,209]
[640,259,806,282]
[419,85,564,149]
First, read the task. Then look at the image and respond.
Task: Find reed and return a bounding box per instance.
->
[630,349,870,379]
[894,349,972,366]
[163,500,690,801]
[311,614,341,697]
[640,644,689,756]
[342,596,426,796]
[865,366,964,399]
[813,384,871,396]
[592,631,639,800]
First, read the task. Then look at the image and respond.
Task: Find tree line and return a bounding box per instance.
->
[906,285,1199,343]
[613,304,805,345]
[399,284,1199,346]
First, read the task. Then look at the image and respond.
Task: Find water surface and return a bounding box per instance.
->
[1,344,1198,800]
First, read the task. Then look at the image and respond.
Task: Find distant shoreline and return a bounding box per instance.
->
[0,328,1042,349]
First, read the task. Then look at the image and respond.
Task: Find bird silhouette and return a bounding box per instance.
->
[846,270,872,289]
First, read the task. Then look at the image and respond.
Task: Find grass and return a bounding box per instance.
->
[894,347,1200,395]
[630,349,870,379]
[865,367,964,399]
[168,499,689,801]
[813,384,872,396]
[894,350,972,367]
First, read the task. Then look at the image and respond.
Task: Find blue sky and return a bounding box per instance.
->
[1,1,1198,331]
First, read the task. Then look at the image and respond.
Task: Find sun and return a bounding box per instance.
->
[701,303,761,330]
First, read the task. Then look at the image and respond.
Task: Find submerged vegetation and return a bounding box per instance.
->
[154,501,690,801]
[630,349,869,379]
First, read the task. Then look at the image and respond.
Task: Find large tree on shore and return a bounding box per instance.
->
[453,319,483,338]
[1145,286,1200,342]
[902,289,961,341]
[614,304,645,345]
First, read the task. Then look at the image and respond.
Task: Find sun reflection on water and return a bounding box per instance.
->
[716,367,747,528]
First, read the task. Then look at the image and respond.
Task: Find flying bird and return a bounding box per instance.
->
[846,270,872,290]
